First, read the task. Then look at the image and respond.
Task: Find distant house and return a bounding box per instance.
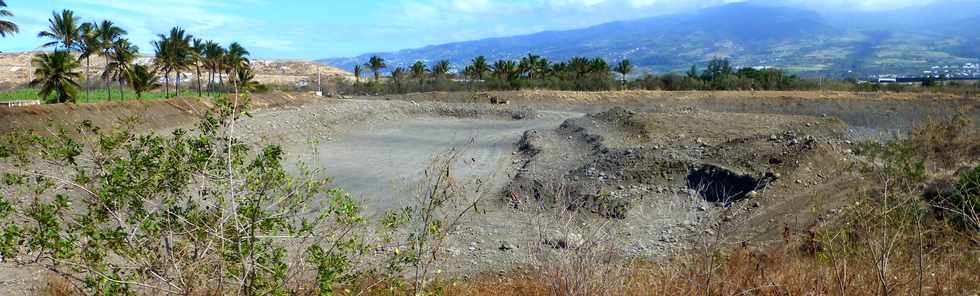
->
[877,78,898,84]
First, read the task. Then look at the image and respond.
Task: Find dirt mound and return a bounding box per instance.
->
[507,107,857,250]
[0,92,323,134]
[363,90,980,136]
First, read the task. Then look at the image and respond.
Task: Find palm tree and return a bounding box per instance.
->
[191,38,205,96]
[353,65,362,83]
[519,54,542,79]
[492,60,518,81]
[0,0,19,38]
[615,59,633,88]
[391,67,406,91]
[224,42,250,91]
[128,64,160,99]
[30,51,82,104]
[103,39,137,100]
[37,10,80,51]
[410,61,428,86]
[166,27,192,97]
[365,55,386,83]
[77,22,100,101]
[470,56,488,80]
[432,60,450,80]
[235,66,259,93]
[589,57,610,77]
[203,41,224,94]
[152,36,173,96]
[568,57,591,79]
[95,20,126,100]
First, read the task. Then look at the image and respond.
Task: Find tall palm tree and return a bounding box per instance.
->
[432,60,450,80]
[470,56,488,80]
[0,0,19,38]
[103,39,137,100]
[37,9,80,51]
[152,36,173,97]
[30,51,82,104]
[224,42,250,94]
[77,22,100,101]
[615,59,633,88]
[365,55,385,83]
[410,61,427,86]
[203,41,224,94]
[519,54,542,80]
[166,27,192,97]
[95,20,126,100]
[128,64,160,99]
[353,65,362,83]
[191,38,205,96]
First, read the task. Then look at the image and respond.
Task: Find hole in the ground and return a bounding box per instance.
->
[686,164,764,204]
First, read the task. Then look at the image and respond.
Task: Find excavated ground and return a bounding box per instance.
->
[1,90,973,290]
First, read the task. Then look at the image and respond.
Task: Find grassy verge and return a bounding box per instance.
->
[0,88,201,104]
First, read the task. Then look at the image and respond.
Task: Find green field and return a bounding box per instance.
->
[0,88,198,104]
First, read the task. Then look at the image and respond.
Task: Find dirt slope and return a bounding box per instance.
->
[0,91,323,134]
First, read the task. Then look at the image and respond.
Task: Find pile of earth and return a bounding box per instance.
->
[506,106,860,246]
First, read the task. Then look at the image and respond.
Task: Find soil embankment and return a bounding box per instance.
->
[0,92,323,134]
[362,90,980,136]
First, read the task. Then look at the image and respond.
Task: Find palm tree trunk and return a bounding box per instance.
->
[85,58,90,101]
[175,71,181,97]
[105,55,111,101]
[196,65,203,97]
[165,71,170,97]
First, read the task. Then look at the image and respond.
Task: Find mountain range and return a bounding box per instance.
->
[319,2,980,78]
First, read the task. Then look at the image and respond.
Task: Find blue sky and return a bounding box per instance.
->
[0,0,935,59]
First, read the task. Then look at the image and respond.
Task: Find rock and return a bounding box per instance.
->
[752,202,761,208]
[499,242,516,251]
[746,190,760,198]
[543,232,585,249]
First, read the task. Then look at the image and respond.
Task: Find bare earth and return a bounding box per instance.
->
[1,90,978,292]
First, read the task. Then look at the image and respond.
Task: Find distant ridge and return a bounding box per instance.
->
[320,3,980,78]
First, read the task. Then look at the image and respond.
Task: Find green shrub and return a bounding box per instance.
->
[952,166,980,230]
[0,95,370,295]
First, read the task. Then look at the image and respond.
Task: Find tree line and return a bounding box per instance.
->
[346,55,816,94]
[5,7,257,104]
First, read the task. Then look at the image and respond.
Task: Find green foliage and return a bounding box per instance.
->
[952,167,980,230]
[29,51,82,103]
[0,0,17,38]
[0,87,173,103]
[0,94,369,295]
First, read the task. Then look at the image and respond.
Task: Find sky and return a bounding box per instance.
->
[0,0,940,60]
